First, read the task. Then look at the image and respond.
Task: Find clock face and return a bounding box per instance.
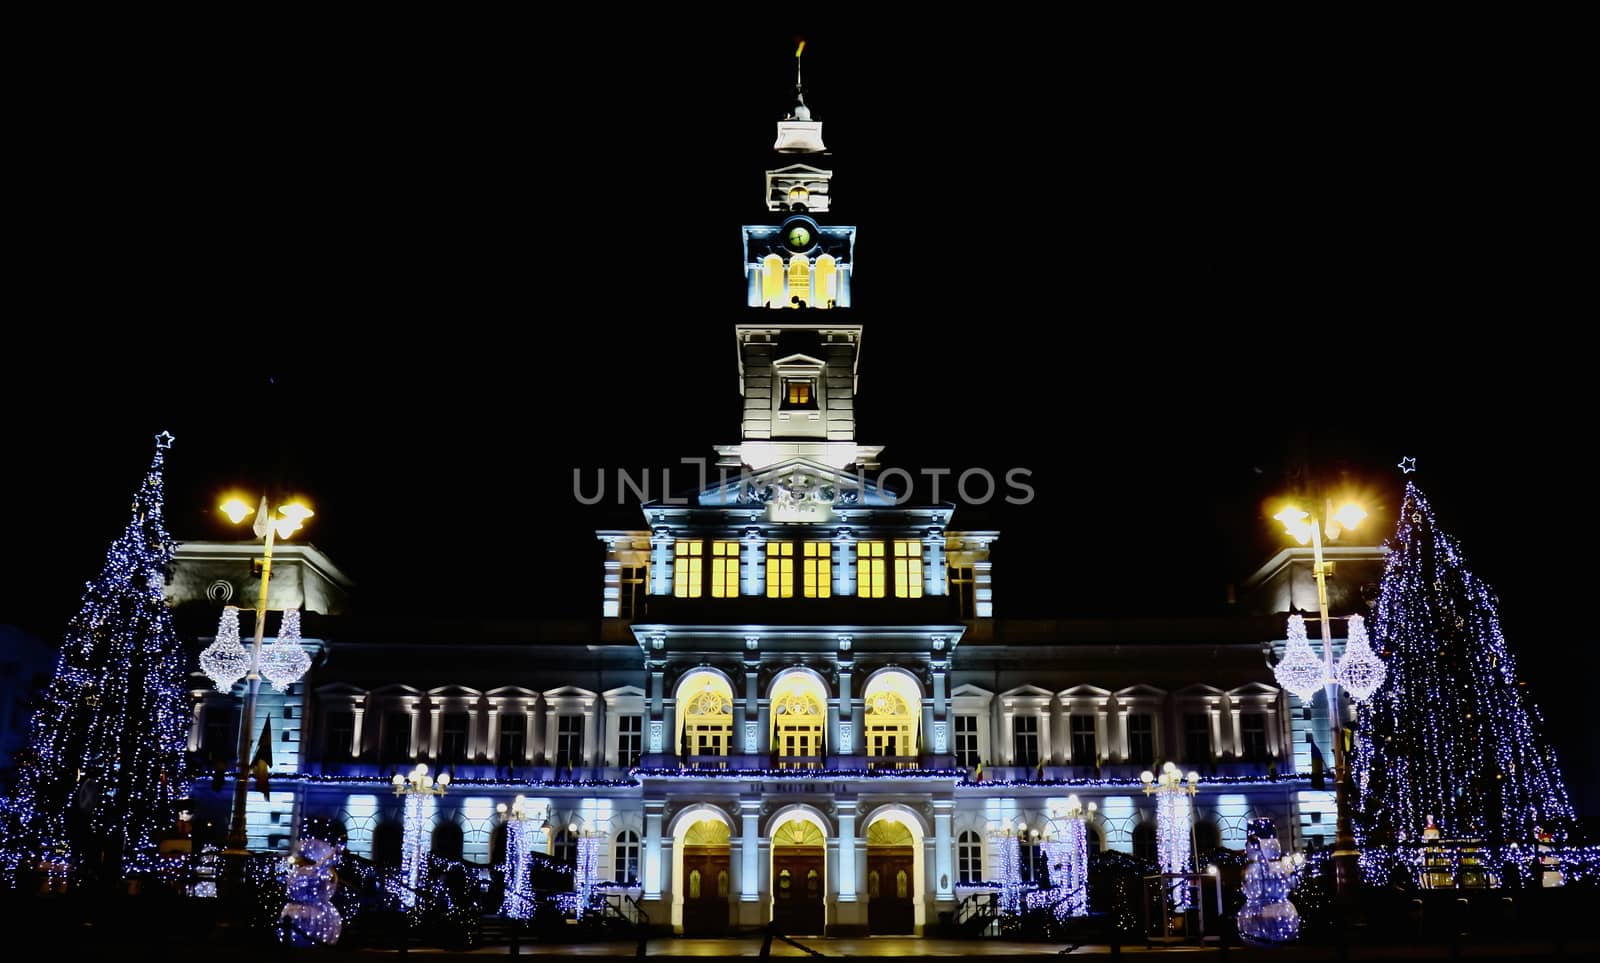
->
[786,225,812,250]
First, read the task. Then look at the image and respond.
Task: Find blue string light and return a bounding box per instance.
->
[1,434,189,875]
[1355,482,1575,845]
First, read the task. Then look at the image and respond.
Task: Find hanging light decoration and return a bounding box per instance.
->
[260,608,312,692]
[1274,614,1325,701]
[1334,614,1386,702]
[199,605,249,691]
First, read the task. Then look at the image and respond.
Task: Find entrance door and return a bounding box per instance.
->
[867,846,916,934]
[681,845,730,935]
[771,847,825,934]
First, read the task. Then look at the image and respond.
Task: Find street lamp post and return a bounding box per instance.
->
[393,763,450,908]
[1141,762,1201,911]
[1270,500,1387,903]
[202,495,315,851]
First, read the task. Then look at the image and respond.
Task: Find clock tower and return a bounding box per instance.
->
[727,49,873,473]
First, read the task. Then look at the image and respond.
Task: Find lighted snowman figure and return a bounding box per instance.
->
[1236,817,1300,945]
[279,836,344,946]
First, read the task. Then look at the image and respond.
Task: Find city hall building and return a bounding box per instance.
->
[170,84,1380,936]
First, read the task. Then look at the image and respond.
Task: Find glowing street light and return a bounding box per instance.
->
[1269,499,1385,902]
[205,494,316,851]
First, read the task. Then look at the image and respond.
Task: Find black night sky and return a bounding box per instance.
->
[3,27,1595,816]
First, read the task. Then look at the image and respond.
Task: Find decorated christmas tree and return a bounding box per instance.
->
[2,432,189,875]
[1354,480,1574,844]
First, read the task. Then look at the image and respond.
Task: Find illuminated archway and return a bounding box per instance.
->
[768,804,830,934]
[787,256,811,307]
[814,254,837,308]
[864,805,927,933]
[671,806,734,934]
[770,668,828,769]
[862,669,922,766]
[675,669,733,764]
[761,254,784,307]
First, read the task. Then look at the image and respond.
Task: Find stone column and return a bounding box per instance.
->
[486,704,500,762]
[922,528,946,596]
[837,641,854,757]
[643,801,665,900]
[524,705,537,764]
[351,706,365,759]
[740,800,761,906]
[934,800,955,900]
[650,528,674,596]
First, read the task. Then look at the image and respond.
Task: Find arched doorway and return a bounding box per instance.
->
[770,816,825,935]
[866,814,918,934]
[677,813,731,935]
[770,670,827,770]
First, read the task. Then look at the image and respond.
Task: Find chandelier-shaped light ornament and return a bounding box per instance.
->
[1273,614,1326,701]
[1335,614,1386,702]
[200,605,249,691]
[260,607,312,692]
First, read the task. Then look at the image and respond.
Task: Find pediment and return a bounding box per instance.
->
[773,352,827,368]
[1001,684,1055,701]
[769,163,831,177]
[693,456,905,519]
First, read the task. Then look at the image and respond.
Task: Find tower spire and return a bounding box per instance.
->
[774,40,825,152]
[794,39,806,109]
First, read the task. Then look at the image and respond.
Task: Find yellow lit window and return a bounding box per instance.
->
[857,541,885,598]
[804,542,831,598]
[788,256,810,307]
[894,541,923,598]
[711,541,740,598]
[785,380,813,407]
[766,542,794,598]
[673,540,703,598]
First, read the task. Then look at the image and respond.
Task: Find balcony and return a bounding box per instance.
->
[634,593,965,626]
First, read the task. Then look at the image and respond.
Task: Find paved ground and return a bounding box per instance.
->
[372,936,1598,958]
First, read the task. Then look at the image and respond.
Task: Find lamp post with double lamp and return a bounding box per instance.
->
[207,495,315,851]
[1269,500,1387,903]
[393,763,450,907]
[1141,762,1200,911]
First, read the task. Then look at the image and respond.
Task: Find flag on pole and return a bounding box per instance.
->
[973,760,984,783]
[251,718,273,801]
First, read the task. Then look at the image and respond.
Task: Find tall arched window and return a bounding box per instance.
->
[678,671,733,765]
[957,830,983,884]
[762,254,785,307]
[787,256,810,307]
[814,255,837,308]
[770,672,827,769]
[614,830,641,884]
[862,672,921,768]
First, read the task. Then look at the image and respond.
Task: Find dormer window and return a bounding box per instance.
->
[782,379,816,409]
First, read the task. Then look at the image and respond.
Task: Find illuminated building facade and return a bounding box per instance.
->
[169,82,1383,936]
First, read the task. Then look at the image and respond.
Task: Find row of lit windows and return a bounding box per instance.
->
[673,539,923,599]
[949,711,1272,769]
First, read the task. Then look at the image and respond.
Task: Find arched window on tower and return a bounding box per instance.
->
[814,255,837,308]
[787,256,810,308]
[762,254,784,307]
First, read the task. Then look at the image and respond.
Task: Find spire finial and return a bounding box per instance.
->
[795,39,806,94]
